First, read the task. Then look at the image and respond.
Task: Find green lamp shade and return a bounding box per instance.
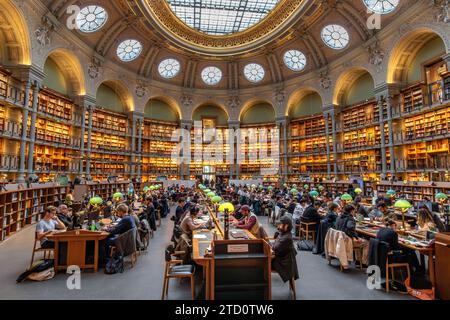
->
[435,193,448,201]
[204,189,211,193]
[341,193,353,201]
[211,196,222,203]
[113,192,123,200]
[259,185,264,189]
[303,184,309,190]
[309,190,319,198]
[268,186,273,190]
[291,188,299,195]
[207,192,216,197]
[218,202,235,213]
[143,186,149,192]
[149,186,155,190]
[292,184,297,189]
[89,196,103,205]
[354,188,362,194]
[387,189,396,197]
[394,199,412,209]
[318,185,324,191]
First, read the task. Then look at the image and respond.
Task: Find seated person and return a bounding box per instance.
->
[377,219,421,273]
[173,198,186,224]
[36,206,66,249]
[369,203,396,222]
[104,204,136,249]
[102,201,114,219]
[233,205,260,238]
[301,200,323,224]
[271,215,299,283]
[180,207,206,237]
[323,202,339,227]
[418,205,445,233]
[335,205,369,266]
[57,204,74,230]
[292,198,307,225]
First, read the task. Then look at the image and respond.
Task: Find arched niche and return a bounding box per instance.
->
[96,80,133,113]
[145,98,180,123]
[288,91,323,119]
[334,68,375,106]
[240,103,275,125]
[192,104,229,127]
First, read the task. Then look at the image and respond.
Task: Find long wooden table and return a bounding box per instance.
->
[355,222,436,286]
[192,205,256,300]
[48,230,109,272]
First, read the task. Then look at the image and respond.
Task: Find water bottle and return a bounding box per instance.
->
[91,222,96,231]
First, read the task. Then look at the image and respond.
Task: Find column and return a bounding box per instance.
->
[136,116,143,181]
[130,114,137,177]
[377,97,388,177]
[228,120,240,181]
[275,116,288,182]
[386,96,396,174]
[180,120,193,180]
[85,105,95,179]
[17,81,31,183]
[26,84,39,176]
[324,112,332,179]
[78,105,87,175]
[325,107,338,177]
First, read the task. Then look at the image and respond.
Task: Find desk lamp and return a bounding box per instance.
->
[394,199,412,230]
[219,202,234,240]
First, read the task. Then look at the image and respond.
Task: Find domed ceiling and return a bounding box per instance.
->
[43,0,407,90]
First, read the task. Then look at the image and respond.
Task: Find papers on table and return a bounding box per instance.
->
[193,234,207,239]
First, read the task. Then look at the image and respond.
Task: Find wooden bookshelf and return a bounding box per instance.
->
[290,115,329,137]
[142,120,179,156]
[401,83,427,113]
[73,181,132,202]
[36,118,71,144]
[0,105,5,133]
[342,125,388,150]
[88,131,128,152]
[444,75,450,101]
[90,108,127,133]
[338,150,382,174]
[34,145,72,174]
[0,70,7,99]
[402,139,450,171]
[88,153,129,175]
[341,101,376,129]
[403,107,450,141]
[377,181,450,203]
[0,185,68,241]
[38,89,73,121]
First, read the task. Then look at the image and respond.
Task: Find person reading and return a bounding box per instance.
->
[36,206,66,249]
[232,205,260,238]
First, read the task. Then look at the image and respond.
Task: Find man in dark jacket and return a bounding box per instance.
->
[143,196,157,231]
[302,201,323,223]
[174,198,186,224]
[271,214,299,283]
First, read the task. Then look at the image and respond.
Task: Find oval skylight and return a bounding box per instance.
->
[76,5,108,33]
[117,39,143,62]
[363,0,399,14]
[321,24,349,50]
[283,50,307,71]
[201,66,222,85]
[158,58,181,79]
[244,63,265,83]
[167,0,281,35]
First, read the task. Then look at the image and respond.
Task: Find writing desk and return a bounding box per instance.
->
[192,205,256,300]
[355,223,435,285]
[48,230,109,272]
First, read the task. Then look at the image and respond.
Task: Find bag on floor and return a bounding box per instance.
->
[405,276,435,300]
[297,239,314,251]
[16,259,54,283]
[104,253,124,274]
[27,268,55,281]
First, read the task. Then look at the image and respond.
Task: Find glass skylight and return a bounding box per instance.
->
[76,5,108,33]
[167,0,281,35]
[363,0,399,14]
[321,25,349,50]
[244,63,265,83]
[201,66,222,85]
[117,39,143,62]
[283,50,307,72]
[158,58,181,79]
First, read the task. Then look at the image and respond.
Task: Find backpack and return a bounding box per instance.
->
[297,239,314,251]
[16,259,54,283]
[28,268,55,281]
[104,253,124,274]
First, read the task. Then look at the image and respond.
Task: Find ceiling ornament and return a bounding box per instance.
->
[227,95,241,109]
[434,0,450,23]
[181,94,193,108]
[368,40,385,72]
[136,0,321,56]
[88,56,103,79]
[135,80,149,98]
[35,26,51,47]
[319,69,332,90]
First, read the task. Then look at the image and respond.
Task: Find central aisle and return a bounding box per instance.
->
[0,208,413,300]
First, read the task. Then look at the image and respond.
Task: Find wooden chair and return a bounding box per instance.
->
[385,252,410,293]
[156,209,162,227]
[29,233,54,270]
[353,246,364,270]
[299,221,316,243]
[109,228,138,268]
[162,250,195,300]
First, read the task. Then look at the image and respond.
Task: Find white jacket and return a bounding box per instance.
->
[324,228,354,269]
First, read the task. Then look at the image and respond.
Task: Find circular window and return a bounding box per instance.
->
[363,0,399,14]
[76,5,108,33]
[283,50,307,72]
[244,63,265,83]
[158,58,181,79]
[201,66,222,86]
[321,25,350,50]
[117,39,143,62]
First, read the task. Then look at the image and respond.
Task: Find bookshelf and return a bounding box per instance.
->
[38,89,73,121]
[338,150,382,174]
[0,105,5,133]
[73,181,132,202]
[36,118,71,145]
[88,131,128,152]
[403,107,450,141]
[402,139,450,171]
[401,83,426,113]
[289,154,330,175]
[0,185,68,241]
[88,152,129,178]
[290,115,329,137]
[444,75,450,101]
[90,108,127,133]
[0,70,7,99]
[377,181,450,203]
[341,101,376,129]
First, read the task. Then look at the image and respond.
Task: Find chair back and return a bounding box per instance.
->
[114,228,137,257]
[368,238,389,275]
